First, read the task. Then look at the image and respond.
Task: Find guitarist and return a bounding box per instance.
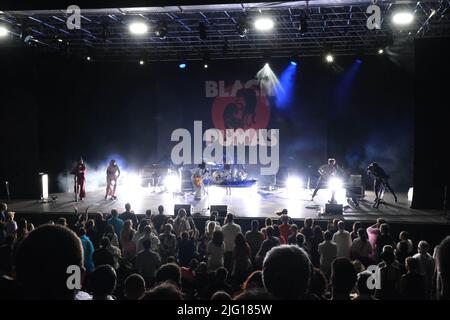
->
[311,158,339,201]
[192,162,207,200]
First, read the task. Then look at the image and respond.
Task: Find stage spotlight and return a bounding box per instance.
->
[123,173,142,191]
[179,63,186,69]
[254,17,274,31]
[129,22,149,34]
[290,61,297,66]
[204,63,208,69]
[164,175,180,192]
[236,20,249,37]
[328,177,343,191]
[0,26,8,37]
[139,60,144,65]
[101,20,109,41]
[378,48,384,54]
[298,16,308,34]
[198,22,207,40]
[40,173,49,200]
[325,54,334,63]
[392,12,414,25]
[155,22,168,40]
[286,177,303,191]
[86,56,91,61]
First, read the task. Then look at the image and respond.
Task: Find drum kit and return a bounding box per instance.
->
[204,162,248,185]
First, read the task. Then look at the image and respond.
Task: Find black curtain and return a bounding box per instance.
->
[412,37,450,209]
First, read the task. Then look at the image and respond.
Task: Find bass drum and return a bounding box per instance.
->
[211,170,231,184]
[235,169,248,181]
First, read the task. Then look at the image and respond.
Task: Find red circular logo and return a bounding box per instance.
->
[211,85,271,130]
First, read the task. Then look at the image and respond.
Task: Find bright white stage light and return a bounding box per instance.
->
[328,177,343,191]
[254,17,274,31]
[139,60,144,65]
[392,12,414,25]
[325,54,334,63]
[41,173,49,199]
[129,22,149,34]
[378,48,384,54]
[123,173,142,190]
[286,177,303,192]
[164,175,180,192]
[0,26,8,37]
[408,187,413,202]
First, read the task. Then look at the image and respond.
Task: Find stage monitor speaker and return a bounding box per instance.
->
[325,203,343,215]
[210,205,228,218]
[350,175,362,186]
[174,204,193,217]
[276,166,289,187]
[346,186,365,198]
[181,169,193,191]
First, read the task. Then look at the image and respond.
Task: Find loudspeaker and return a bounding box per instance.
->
[181,169,193,191]
[174,204,193,217]
[346,186,365,198]
[275,166,289,187]
[350,175,362,186]
[210,205,228,218]
[325,203,343,214]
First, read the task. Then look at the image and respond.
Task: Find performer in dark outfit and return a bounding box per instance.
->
[312,158,339,202]
[71,158,86,202]
[367,162,398,208]
[105,159,121,200]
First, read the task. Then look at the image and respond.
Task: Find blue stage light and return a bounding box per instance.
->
[334,59,362,108]
[275,62,298,109]
[179,63,186,69]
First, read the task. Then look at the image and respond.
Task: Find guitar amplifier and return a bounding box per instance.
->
[181,169,193,191]
[346,186,365,198]
[174,204,193,217]
[325,203,343,215]
[350,175,362,186]
[210,205,228,218]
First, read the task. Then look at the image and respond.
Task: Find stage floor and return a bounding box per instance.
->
[5,186,449,225]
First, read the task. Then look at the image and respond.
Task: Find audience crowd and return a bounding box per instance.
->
[0,201,449,300]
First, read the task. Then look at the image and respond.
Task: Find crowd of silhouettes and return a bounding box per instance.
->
[0,201,449,300]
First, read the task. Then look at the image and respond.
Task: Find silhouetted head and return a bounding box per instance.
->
[124,274,146,300]
[251,219,259,231]
[263,245,311,299]
[90,265,117,299]
[14,224,83,300]
[436,236,450,299]
[142,281,183,300]
[211,291,232,300]
[330,258,357,298]
[156,263,181,288]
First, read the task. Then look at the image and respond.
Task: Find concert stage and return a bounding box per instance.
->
[6,186,449,226]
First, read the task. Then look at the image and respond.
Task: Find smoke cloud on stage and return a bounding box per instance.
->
[56,154,141,194]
